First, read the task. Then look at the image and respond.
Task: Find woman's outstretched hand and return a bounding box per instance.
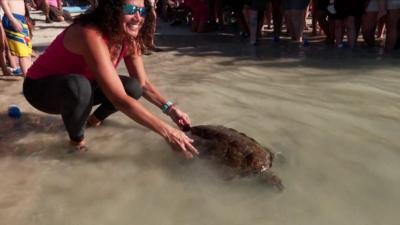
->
[164,127,199,159]
[167,106,192,131]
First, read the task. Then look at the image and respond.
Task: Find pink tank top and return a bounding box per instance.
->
[27,28,127,81]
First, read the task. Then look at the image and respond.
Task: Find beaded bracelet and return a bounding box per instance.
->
[162,100,174,113]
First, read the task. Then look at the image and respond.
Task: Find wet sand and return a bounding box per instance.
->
[1,11,400,225]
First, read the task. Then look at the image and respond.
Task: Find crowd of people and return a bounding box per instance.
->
[0,0,399,77]
[159,0,400,51]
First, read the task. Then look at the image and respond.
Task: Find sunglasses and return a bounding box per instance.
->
[123,4,146,17]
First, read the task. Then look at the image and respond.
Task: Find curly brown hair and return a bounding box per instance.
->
[74,0,155,52]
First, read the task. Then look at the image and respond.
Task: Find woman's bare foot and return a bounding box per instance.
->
[68,140,88,154]
[87,114,102,127]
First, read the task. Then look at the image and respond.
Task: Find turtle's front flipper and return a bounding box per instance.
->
[262,171,284,191]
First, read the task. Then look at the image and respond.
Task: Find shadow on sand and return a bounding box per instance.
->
[0,112,161,166]
[154,23,400,71]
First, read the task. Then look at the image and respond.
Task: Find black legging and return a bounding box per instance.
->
[23,74,142,142]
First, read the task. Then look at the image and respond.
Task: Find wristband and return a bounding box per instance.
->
[162,100,174,113]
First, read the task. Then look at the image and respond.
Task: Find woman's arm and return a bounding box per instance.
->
[124,53,192,130]
[67,26,198,158]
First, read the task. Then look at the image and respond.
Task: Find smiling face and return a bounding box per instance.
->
[121,0,145,38]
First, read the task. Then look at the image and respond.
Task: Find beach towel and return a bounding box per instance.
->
[62,6,88,14]
[2,13,32,57]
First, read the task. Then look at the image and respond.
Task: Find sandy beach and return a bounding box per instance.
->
[1,9,400,225]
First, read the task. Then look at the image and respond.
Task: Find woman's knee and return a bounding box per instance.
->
[122,77,142,100]
[65,75,92,105]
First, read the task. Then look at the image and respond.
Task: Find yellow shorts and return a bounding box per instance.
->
[2,13,32,57]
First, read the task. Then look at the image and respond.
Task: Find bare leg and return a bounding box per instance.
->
[376,16,386,38]
[42,0,51,23]
[215,0,223,28]
[197,21,210,33]
[299,9,307,41]
[0,51,10,76]
[316,10,329,36]
[334,19,344,47]
[0,24,11,76]
[385,9,400,52]
[362,12,378,47]
[242,5,250,25]
[257,10,265,37]
[345,16,356,48]
[0,15,17,70]
[87,114,102,127]
[290,10,306,42]
[8,54,18,69]
[234,7,250,35]
[271,0,283,37]
[191,20,199,32]
[311,0,317,35]
[0,54,10,76]
[19,56,32,77]
[265,2,272,29]
[285,10,294,39]
[327,16,336,45]
[249,9,258,44]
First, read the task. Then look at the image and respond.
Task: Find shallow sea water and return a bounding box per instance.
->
[1,33,400,225]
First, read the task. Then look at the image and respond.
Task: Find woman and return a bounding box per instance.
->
[23,0,199,158]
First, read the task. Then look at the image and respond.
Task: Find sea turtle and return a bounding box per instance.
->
[188,125,283,191]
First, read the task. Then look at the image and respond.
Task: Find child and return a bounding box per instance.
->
[0,0,32,76]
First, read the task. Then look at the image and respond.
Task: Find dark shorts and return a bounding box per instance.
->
[249,0,268,10]
[224,0,247,11]
[331,0,368,19]
[284,0,311,10]
[316,0,329,11]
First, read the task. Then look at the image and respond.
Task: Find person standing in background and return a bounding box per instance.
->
[0,0,32,76]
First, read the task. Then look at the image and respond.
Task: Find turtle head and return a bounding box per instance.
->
[246,150,273,174]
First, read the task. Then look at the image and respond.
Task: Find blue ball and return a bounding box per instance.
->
[8,105,21,118]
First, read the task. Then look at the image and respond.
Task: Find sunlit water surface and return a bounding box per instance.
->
[1,35,400,225]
